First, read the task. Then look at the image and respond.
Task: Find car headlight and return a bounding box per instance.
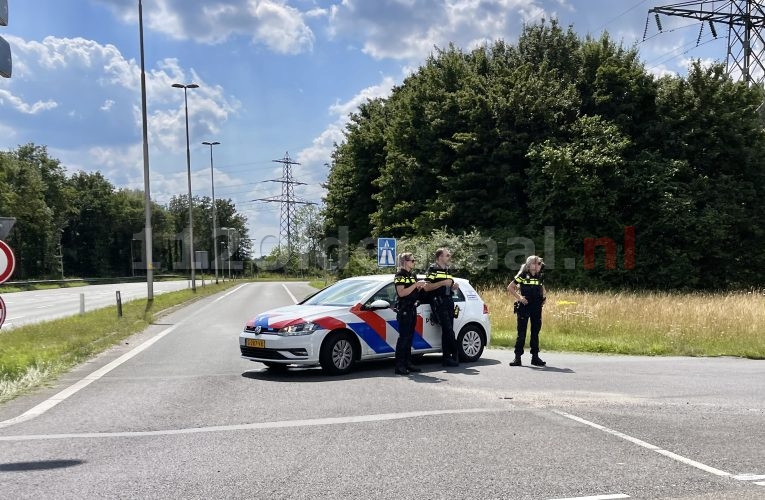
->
[279,322,321,336]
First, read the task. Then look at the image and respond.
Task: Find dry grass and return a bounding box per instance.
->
[482,288,765,358]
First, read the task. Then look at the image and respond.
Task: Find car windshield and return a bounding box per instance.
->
[302,279,382,307]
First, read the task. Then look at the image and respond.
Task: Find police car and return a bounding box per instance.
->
[239,274,491,374]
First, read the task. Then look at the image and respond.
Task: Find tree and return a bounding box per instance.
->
[324,98,389,244]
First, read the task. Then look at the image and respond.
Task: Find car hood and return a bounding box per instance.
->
[246,304,350,331]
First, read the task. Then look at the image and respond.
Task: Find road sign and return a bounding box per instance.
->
[0,295,5,329]
[377,238,396,267]
[0,239,15,284]
[0,217,15,240]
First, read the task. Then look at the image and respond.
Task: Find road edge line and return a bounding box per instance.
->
[0,283,249,429]
[281,283,298,304]
[552,410,731,477]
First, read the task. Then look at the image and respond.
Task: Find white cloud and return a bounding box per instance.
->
[329,0,551,60]
[0,89,58,114]
[646,64,676,79]
[1,35,240,155]
[95,0,316,54]
[297,75,395,170]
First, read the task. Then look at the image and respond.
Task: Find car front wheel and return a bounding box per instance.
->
[457,324,485,362]
[320,332,357,375]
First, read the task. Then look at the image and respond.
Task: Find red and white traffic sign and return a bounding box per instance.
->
[0,295,6,329]
[0,240,15,284]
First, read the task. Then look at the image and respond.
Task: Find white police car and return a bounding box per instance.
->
[239,274,491,374]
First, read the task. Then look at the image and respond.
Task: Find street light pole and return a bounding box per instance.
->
[172,82,199,291]
[139,0,154,300]
[203,140,220,284]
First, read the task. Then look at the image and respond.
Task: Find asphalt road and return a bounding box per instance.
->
[0,282,762,500]
[0,279,211,329]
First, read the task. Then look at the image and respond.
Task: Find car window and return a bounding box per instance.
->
[302,279,381,307]
[453,287,466,302]
[367,282,396,305]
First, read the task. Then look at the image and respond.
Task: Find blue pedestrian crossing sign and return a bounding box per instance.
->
[377,238,397,267]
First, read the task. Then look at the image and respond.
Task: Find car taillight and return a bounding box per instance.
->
[483,304,489,314]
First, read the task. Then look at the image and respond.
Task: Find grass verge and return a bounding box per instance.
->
[0,280,241,403]
[308,279,333,289]
[482,288,765,358]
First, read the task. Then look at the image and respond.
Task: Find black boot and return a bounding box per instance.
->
[509,356,522,366]
[530,356,546,367]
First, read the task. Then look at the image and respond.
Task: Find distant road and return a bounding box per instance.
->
[0,280,210,329]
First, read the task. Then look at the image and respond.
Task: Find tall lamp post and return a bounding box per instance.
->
[203,140,220,284]
[172,82,199,291]
[138,0,153,300]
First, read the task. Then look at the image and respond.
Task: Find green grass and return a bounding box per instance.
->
[483,288,765,358]
[308,279,334,289]
[0,280,241,403]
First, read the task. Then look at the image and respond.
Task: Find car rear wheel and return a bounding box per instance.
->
[457,324,485,362]
[320,332,357,375]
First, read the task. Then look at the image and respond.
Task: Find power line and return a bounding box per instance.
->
[597,0,652,33]
[251,152,317,257]
[647,34,723,71]
[646,0,765,85]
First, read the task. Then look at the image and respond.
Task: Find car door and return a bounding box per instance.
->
[352,281,398,357]
[415,301,440,352]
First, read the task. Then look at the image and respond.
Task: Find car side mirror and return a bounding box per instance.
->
[366,299,391,310]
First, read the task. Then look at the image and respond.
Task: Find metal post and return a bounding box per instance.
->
[173,82,199,291]
[203,141,220,284]
[184,87,195,291]
[139,0,154,301]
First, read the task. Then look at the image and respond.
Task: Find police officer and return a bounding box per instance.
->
[394,252,425,375]
[507,255,547,367]
[424,248,460,367]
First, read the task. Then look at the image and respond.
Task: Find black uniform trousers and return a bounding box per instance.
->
[395,306,417,370]
[433,297,458,361]
[514,300,542,356]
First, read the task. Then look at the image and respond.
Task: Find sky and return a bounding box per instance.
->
[0,0,734,256]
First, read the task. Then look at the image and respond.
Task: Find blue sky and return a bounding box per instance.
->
[0,0,731,255]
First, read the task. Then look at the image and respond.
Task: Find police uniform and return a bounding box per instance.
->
[512,271,545,361]
[394,269,419,374]
[425,264,459,366]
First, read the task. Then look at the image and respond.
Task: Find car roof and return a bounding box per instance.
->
[344,274,471,284]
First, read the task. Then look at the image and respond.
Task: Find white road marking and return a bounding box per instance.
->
[0,284,249,429]
[281,283,298,304]
[754,482,765,486]
[553,410,731,477]
[549,494,630,500]
[0,408,505,441]
[733,474,765,481]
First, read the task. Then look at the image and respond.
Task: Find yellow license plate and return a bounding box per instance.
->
[246,339,265,348]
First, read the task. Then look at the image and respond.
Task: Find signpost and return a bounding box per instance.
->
[0,216,14,240]
[377,238,397,267]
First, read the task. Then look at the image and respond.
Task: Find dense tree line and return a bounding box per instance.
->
[324,21,765,290]
[0,144,249,279]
